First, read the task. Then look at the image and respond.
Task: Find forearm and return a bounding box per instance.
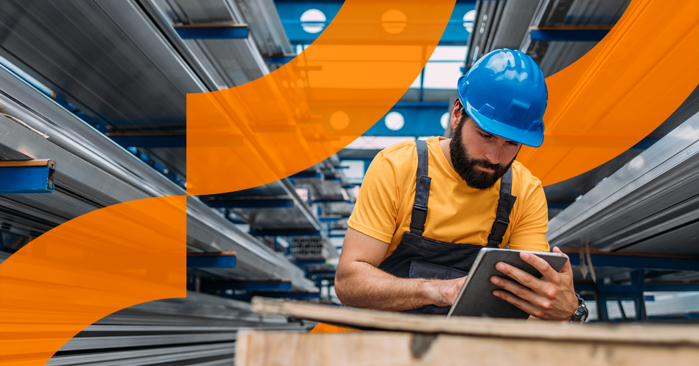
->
[335,261,436,312]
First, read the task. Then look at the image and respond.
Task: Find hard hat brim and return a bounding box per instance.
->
[464,102,545,148]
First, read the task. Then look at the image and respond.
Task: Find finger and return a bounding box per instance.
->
[495,261,544,291]
[552,247,574,274]
[456,276,467,290]
[490,276,542,305]
[520,251,556,280]
[492,289,542,318]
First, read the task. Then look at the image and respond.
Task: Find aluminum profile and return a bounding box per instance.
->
[548,111,699,257]
[0,62,314,290]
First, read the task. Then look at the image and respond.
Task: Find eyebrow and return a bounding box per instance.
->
[476,128,520,145]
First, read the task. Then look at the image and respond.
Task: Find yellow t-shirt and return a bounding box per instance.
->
[347,136,549,259]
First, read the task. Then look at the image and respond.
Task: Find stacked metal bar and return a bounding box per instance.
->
[47,292,308,366]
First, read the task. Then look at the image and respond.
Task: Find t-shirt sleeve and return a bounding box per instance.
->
[346,151,401,244]
[507,175,550,252]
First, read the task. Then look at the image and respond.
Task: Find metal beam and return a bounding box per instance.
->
[277,1,475,45]
[173,24,249,39]
[565,252,699,272]
[203,199,294,209]
[311,199,352,203]
[645,283,699,292]
[279,178,323,231]
[249,229,322,237]
[250,292,320,299]
[107,133,186,148]
[530,27,611,42]
[187,252,237,269]
[575,283,699,293]
[263,55,297,64]
[290,172,323,179]
[364,103,450,137]
[630,137,663,150]
[291,259,327,267]
[0,160,55,193]
[319,215,349,222]
[204,280,292,291]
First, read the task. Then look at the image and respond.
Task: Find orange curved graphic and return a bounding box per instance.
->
[187,0,457,195]
[522,0,699,186]
[0,196,186,365]
[1,1,697,364]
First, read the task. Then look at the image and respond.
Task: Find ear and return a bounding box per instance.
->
[451,100,465,130]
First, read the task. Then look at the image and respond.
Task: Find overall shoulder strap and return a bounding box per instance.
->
[409,140,431,236]
[486,167,518,247]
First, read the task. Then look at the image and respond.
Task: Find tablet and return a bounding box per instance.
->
[447,248,568,319]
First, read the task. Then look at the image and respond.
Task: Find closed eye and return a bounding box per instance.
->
[479,131,520,147]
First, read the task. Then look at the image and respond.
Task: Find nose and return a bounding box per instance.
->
[484,143,504,165]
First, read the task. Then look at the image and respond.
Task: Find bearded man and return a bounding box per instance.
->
[332,49,585,322]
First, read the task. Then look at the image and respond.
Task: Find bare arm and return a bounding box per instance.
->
[334,228,466,312]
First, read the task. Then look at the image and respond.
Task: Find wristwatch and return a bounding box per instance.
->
[570,293,588,323]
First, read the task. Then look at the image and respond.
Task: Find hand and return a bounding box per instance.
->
[490,247,578,321]
[423,276,467,307]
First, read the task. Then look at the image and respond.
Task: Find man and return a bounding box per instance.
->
[333,49,585,322]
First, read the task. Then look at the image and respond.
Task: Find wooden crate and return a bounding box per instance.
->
[236,298,699,366]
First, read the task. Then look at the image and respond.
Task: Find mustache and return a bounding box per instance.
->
[473,159,503,172]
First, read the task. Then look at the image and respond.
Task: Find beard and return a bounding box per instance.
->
[449,119,515,190]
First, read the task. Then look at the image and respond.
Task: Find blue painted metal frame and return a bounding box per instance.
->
[565,252,699,272]
[582,295,655,302]
[644,283,699,292]
[290,171,323,179]
[249,229,322,237]
[204,199,295,209]
[108,134,186,148]
[530,28,610,42]
[0,164,55,194]
[204,280,292,291]
[264,55,297,64]
[230,292,321,301]
[187,254,237,269]
[575,274,699,322]
[174,25,249,39]
[363,102,450,137]
[596,270,646,321]
[291,259,327,267]
[276,0,475,45]
[576,282,699,293]
[319,216,349,222]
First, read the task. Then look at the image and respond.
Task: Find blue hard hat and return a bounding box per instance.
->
[457,49,548,147]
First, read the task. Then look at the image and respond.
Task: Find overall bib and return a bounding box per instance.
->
[377,140,518,315]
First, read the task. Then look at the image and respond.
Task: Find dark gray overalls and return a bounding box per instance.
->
[377,140,517,315]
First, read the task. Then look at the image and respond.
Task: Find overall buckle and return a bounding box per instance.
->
[490,217,509,235]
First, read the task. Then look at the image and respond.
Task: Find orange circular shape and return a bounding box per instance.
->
[330,111,351,130]
[381,9,407,34]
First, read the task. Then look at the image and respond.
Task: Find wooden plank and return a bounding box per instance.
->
[236,330,699,366]
[0,159,55,168]
[251,297,699,345]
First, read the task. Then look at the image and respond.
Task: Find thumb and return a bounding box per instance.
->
[552,246,573,274]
